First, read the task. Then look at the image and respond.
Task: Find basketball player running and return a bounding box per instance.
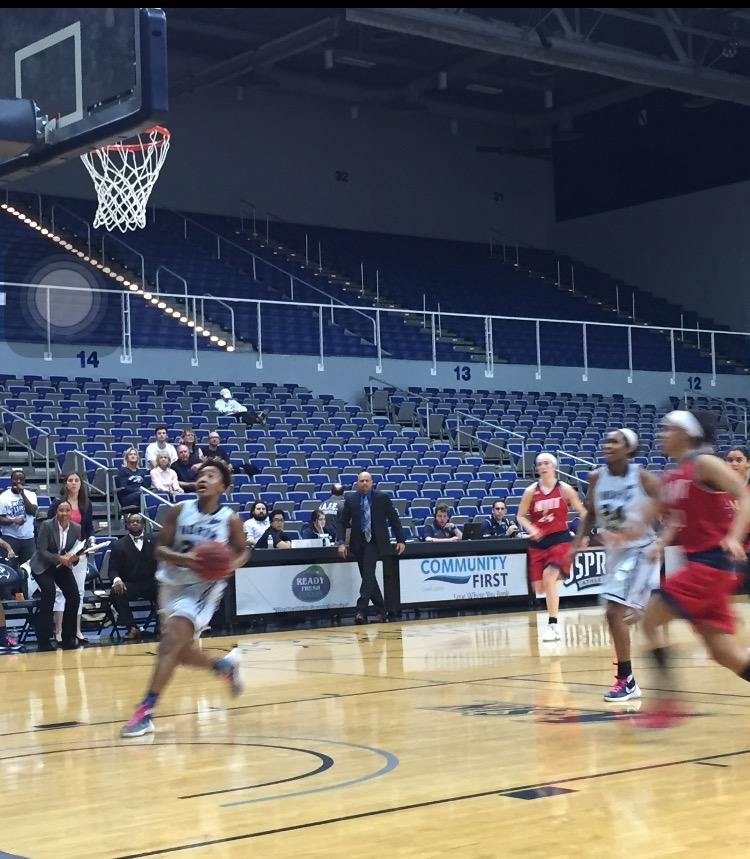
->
[121,459,249,738]
[638,411,750,728]
[517,453,587,641]
[571,429,661,702]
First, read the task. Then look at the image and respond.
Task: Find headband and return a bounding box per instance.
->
[617,428,639,450]
[663,410,704,439]
[536,453,558,468]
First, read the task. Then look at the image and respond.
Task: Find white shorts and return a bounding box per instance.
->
[159,579,227,634]
[601,545,660,610]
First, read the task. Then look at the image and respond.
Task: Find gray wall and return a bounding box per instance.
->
[0,337,742,408]
[552,180,750,332]
[15,87,554,247]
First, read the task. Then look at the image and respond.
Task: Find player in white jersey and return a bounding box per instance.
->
[121,458,249,738]
[571,429,661,702]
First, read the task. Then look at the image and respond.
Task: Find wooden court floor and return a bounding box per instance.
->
[4,603,750,859]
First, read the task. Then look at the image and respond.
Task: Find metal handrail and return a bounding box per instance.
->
[555,449,597,469]
[155,265,190,313]
[0,405,51,487]
[701,395,749,438]
[51,204,92,256]
[366,376,432,428]
[454,411,527,477]
[138,484,176,530]
[202,292,236,351]
[100,233,146,290]
[165,209,378,340]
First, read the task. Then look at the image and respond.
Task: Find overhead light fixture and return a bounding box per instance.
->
[465,83,504,95]
[337,56,376,68]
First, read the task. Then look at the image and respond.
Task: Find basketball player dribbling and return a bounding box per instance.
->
[517,453,587,641]
[121,458,249,738]
[571,429,661,701]
[637,411,750,728]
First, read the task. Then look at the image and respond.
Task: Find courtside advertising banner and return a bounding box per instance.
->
[399,552,528,603]
[560,547,607,599]
[235,562,383,615]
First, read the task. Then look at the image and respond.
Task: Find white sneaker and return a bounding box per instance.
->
[217,647,244,698]
[541,623,561,642]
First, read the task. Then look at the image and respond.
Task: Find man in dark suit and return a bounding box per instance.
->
[337,471,405,624]
[30,500,82,651]
[108,513,158,641]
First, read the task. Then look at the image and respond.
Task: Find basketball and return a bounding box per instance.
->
[194,541,234,581]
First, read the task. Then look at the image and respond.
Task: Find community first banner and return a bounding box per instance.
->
[399,552,528,603]
[235,562,383,615]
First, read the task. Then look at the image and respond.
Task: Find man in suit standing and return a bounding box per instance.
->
[30,500,82,651]
[337,471,405,624]
[108,513,158,641]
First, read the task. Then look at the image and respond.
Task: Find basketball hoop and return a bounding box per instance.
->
[80,126,171,233]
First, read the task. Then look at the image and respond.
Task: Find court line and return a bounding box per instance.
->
[111,746,750,858]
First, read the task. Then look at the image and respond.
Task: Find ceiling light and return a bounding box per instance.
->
[337,56,376,68]
[465,83,504,95]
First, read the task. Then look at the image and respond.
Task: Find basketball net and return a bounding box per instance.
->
[80,125,171,233]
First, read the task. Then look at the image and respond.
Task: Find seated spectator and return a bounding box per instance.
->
[178,428,205,472]
[424,504,463,542]
[318,483,345,532]
[256,509,293,549]
[150,453,182,498]
[243,501,269,546]
[108,513,158,642]
[480,499,519,538]
[145,424,178,470]
[200,430,230,464]
[214,388,267,427]
[0,537,24,652]
[0,469,38,570]
[301,509,336,541]
[171,445,198,492]
[115,448,151,513]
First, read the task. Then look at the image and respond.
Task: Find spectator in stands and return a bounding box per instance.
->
[171,445,199,493]
[115,448,151,513]
[0,469,38,569]
[337,470,406,624]
[32,500,83,651]
[243,501,269,547]
[0,537,24,652]
[319,483,345,533]
[200,430,230,464]
[214,388,267,427]
[424,504,463,542]
[48,472,94,646]
[108,513,158,642]
[256,509,293,549]
[301,509,335,542]
[150,452,182,498]
[145,424,178,470]
[178,428,205,472]
[726,446,750,485]
[480,499,519,538]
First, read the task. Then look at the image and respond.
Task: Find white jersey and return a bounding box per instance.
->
[0,488,37,540]
[593,462,655,553]
[157,500,234,586]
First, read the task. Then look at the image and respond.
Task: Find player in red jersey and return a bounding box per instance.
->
[517,453,587,641]
[637,411,750,728]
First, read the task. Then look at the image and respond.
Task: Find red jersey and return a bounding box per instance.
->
[530,481,571,547]
[662,456,734,555]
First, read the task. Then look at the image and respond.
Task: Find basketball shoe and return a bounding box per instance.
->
[214,647,244,697]
[120,702,155,738]
[603,676,641,702]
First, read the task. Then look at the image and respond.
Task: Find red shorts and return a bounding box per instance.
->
[660,561,742,633]
[528,541,572,584]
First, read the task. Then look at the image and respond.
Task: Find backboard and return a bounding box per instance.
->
[0,8,167,181]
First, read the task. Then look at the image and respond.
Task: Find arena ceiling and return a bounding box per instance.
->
[166,7,750,154]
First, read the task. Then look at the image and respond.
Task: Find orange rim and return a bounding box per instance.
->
[93,125,170,153]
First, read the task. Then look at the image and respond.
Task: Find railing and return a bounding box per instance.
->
[201,293,236,352]
[163,209,378,345]
[366,376,433,428]
[139,485,175,531]
[3,278,750,383]
[100,233,146,290]
[51,204,92,257]
[454,411,528,477]
[67,449,114,536]
[701,395,749,438]
[0,406,52,488]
